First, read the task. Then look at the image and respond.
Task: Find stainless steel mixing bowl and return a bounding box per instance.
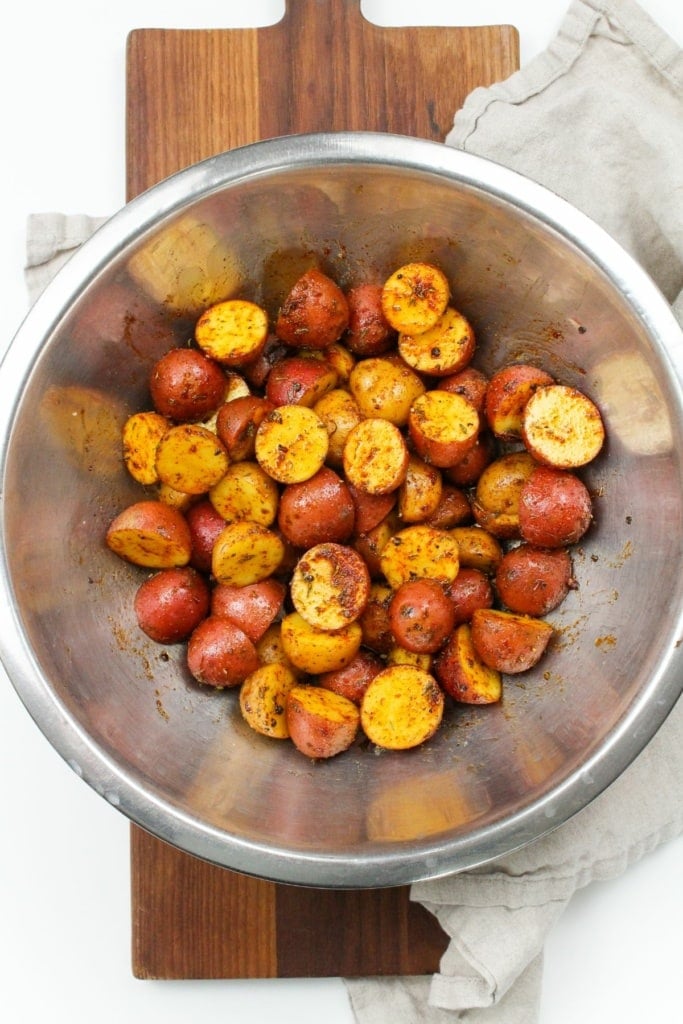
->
[1,132,681,888]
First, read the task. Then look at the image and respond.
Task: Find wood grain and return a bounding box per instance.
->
[127,0,519,980]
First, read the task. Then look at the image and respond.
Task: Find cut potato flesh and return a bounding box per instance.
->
[155,423,229,495]
[398,306,475,376]
[105,500,192,569]
[280,612,363,674]
[286,684,360,759]
[408,390,480,468]
[380,524,460,587]
[291,543,371,631]
[398,456,443,523]
[211,521,285,586]
[343,417,409,495]
[522,384,605,468]
[361,665,444,750]
[195,298,269,366]
[381,262,450,335]
[209,461,279,526]
[449,525,503,574]
[434,623,502,704]
[122,411,169,485]
[240,662,299,739]
[255,405,329,484]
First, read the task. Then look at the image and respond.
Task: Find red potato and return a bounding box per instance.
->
[105,500,192,569]
[286,685,360,759]
[445,431,496,487]
[349,485,397,535]
[195,299,269,366]
[275,269,350,349]
[518,466,593,547]
[149,347,228,422]
[359,583,395,654]
[484,363,555,440]
[240,333,288,390]
[472,451,536,539]
[134,567,210,644]
[470,608,554,674]
[389,578,456,654]
[445,568,494,625]
[265,355,338,407]
[398,305,475,377]
[521,384,605,468]
[215,395,275,461]
[185,499,227,574]
[187,615,260,688]
[433,623,502,704]
[318,648,384,705]
[211,578,286,643]
[408,390,480,468]
[424,484,473,529]
[343,417,410,495]
[345,283,395,356]
[495,544,574,616]
[438,366,489,414]
[353,509,400,578]
[277,466,355,548]
[290,543,371,631]
[312,388,363,469]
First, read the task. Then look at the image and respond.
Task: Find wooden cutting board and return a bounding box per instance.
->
[126,0,519,980]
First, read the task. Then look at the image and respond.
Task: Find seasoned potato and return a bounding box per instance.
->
[155,423,229,494]
[156,482,197,513]
[472,451,536,539]
[424,484,472,529]
[438,366,489,414]
[445,432,496,487]
[195,298,269,366]
[211,522,285,586]
[256,622,303,676]
[398,306,475,377]
[241,333,288,391]
[312,388,363,468]
[255,405,329,484]
[290,543,370,630]
[450,526,503,575]
[380,524,460,587]
[185,499,228,574]
[349,356,425,426]
[277,467,355,548]
[385,646,433,672]
[470,608,553,674]
[522,384,605,468]
[187,615,260,688]
[389,578,456,654]
[240,662,299,739]
[360,665,444,750]
[433,623,502,704]
[445,567,494,624]
[106,500,192,569]
[211,578,286,643]
[276,268,350,349]
[343,417,409,495]
[318,649,384,705]
[358,583,394,654]
[286,685,360,759]
[133,567,210,644]
[215,395,274,462]
[381,262,450,335]
[280,612,363,674]
[208,461,279,526]
[408,390,479,468]
[310,341,356,384]
[149,347,228,422]
[122,411,169,485]
[345,283,395,356]
[265,354,338,407]
[495,544,574,616]
[484,363,555,440]
[397,456,443,524]
[349,485,397,536]
[354,509,400,578]
[518,466,593,547]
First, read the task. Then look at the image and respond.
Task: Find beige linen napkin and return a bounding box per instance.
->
[23,3,682,1021]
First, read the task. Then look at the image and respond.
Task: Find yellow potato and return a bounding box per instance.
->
[239,662,299,739]
[211,521,285,586]
[280,612,363,674]
[450,525,503,574]
[195,298,269,366]
[360,665,444,750]
[343,417,409,495]
[348,356,425,425]
[379,524,460,587]
[398,306,475,376]
[313,388,363,468]
[381,262,450,335]
[122,410,169,485]
[290,542,370,630]
[155,423,229,495]
[286,685,360,758]
[255,405,329,484]
[397,456,443,523]
[209,461,279,526]
[522,384,605,468]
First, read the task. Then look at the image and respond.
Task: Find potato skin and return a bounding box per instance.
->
[276,269,350,349]
[318,648,384,705]
[185,499,227,574]
[518,467,593,547]
[277,467,355,548]
[286,685,360,759]
[433,622,502,704]
[345,283,395,356]
[134,567,210,644]
[438,366,489,414]
[484,363,554,441]
[211,578,286,643]
[470,608,553,674]
[265,355,338,408]
[149,347,227,422]
[445,568,494,625]
[389,578,456,654]
[187,615,260,688]
[215,395,274,462]
[495,544,574,616]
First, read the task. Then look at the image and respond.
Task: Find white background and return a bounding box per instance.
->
[1,2,681,1022]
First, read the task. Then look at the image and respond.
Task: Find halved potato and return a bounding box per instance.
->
[290,542,370,630]
[379,524,460,587]
[343,417,409,495]
[255,405,329,484]
[397,456,443,524]
[280,612,363,674]
[155,423,229,495]
[106,500,192,569]
[398,305,475,377]
[472,451,536,539]
[275,268,350,349]
[349,356,425,426]
[195,298,269,366]
[484,363,555,441]
[450,525,503,575]
[313,388,363,468]
[360,665,444,750]
[433,622,502,703]
[211,522,285,586]
[381,262,450,335]
[470,608,553,674]
[122,410,169,485]
[408,390,479,468]
[208,461,279,526]
[522,384,605,468]
[286,685,360,758]
[240,663,299,739]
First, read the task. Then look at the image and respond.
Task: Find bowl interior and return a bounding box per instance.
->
[2,135,683,886]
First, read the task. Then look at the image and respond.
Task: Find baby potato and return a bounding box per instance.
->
[255,405,329,484]
[381,262,450,335]
[240,662,299,739]
[349,356,425,426]
[187,615,260,688]
[280,612,363,674]
[397,456,443,524]
[134,567,210,644]
[408,390,479,468]
[450,526,503,575]
[122,411,169,485]
[211,521,285,586]
[349,485,397,536]
[380,524,460,587]
[106,500,192,569]
[185,499,228,574]
[389,578,456,654]
[445,567,494,625]
[215,395,274,462]
[156,482,197,513]
[290,543,370,631]
[472,451,536,539]
[309,341,356,384]
[495,544,574,616]
[318,648,384,705]
[438,366,489,414]
[385,646,433,672]
[256,622,304,677]
[195,298,269,366]
[522,384,605,468]
[286,685,360,759]
[208,461,279,526]
[354,509,401,578]
[149,347,228,422]
[433,622,502,704]
[276,268,350,349]
[518,466,593,547]
[343,417,409,495]
[211,578,286,643]
[155,423,229,495]
[398,305,475,377]
[470,608,554,674]
[265,354,338,408]
[424,484,473,529]
[358,583,395,654]
[484,363,555,441]
[313,388,363,468]
[445,431,496,487]
[277,467,355,548]
[345,283,395,356]
[360,665,444,750]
